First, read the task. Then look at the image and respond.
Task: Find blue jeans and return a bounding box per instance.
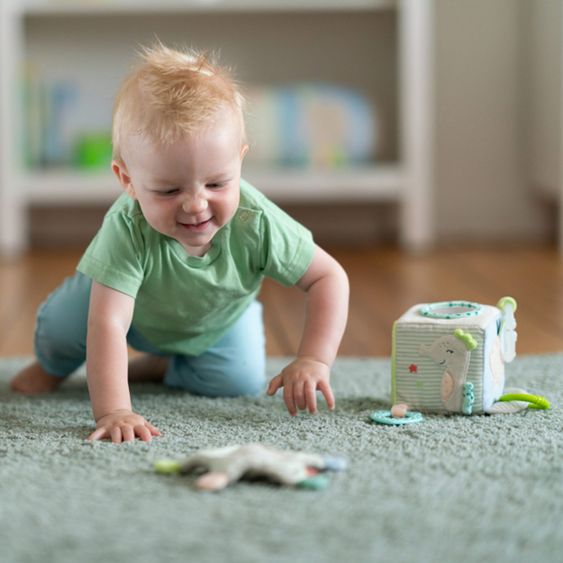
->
[34,272,266,397]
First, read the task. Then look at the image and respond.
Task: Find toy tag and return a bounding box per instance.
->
[497,297,517,363]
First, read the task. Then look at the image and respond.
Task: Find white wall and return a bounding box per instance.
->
[521,0,562,200]
[433,0,552,243]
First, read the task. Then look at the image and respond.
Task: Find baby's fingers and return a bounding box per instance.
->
[110,426,123,444]
[267,374,283,396]
[304,380,318,414]
[134,425,153,442]
[293,380,306,412]
[318,379,335,411]
[87,423,159,443]
[122,425,136,442]
[146,422,161,437]
[283,382,297,416]
[85,425,121,443]
[87,427,108,441]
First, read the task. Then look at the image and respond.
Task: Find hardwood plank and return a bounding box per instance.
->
[0,245,561,357]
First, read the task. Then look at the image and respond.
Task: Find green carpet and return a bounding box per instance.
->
[1,355,562,563]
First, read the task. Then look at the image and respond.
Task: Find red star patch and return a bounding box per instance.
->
[408,364,418,374]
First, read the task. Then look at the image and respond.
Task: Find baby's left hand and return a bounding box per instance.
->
[267,357,335,416]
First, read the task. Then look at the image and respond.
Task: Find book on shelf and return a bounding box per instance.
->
[22,63,112,171]
[22,68,379,175]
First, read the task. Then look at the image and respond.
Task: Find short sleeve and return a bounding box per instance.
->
[259,198,315,287]
[77,210,145,298]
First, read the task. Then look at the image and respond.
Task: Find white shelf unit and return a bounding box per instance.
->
[0,0,434,255]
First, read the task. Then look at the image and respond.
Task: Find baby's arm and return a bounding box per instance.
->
[86,281,160,443]
[267,245,349,415]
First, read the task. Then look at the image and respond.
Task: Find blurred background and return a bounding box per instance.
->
[1,0,561,250]
[0,0,561,356]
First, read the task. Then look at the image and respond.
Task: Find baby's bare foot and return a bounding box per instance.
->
[128,353,168,383]
[10,361,63,395]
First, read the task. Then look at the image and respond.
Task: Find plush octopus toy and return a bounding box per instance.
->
[155,443,347,491]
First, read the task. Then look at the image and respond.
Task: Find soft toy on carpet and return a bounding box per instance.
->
[370,297,550,425]
[389,297,550,415]
[155,444,347,491]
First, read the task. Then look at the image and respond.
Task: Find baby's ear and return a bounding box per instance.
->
[112,159,136,199]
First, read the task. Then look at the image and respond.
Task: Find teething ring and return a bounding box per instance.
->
[370,410,424,426]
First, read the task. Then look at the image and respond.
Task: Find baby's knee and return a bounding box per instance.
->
[214,349,267,396]
[166,354,266,397]
[35,298,87,354]
[223,361,266,396]
[34,275,90,369]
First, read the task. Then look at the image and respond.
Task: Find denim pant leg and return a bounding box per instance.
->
[163,300,267,397]
[35,273,164,377]
[35,272,92,377]
[36,272,266,395]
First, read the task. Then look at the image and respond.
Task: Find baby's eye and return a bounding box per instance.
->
[207,177,233,189]
[157,188,180,195]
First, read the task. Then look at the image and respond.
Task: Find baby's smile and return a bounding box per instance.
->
[179,217,213,232]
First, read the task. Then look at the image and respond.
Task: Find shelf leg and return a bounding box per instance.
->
[399,0,435,252]
[0,2,27,256]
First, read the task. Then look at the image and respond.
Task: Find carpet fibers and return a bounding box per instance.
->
[1,355,562,563]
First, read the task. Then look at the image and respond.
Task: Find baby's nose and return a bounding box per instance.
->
[182,194,208,214]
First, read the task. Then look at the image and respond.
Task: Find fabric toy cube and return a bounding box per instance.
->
[391,298,517,415]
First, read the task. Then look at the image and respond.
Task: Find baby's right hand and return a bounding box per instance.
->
[87,409,161,443]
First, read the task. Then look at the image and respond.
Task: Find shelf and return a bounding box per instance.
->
[1,0,435,254]
[246,165,403,202]
[19,0,396,16]
[21,164,404,204]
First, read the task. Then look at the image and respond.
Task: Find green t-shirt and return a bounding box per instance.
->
[77,179,314,355]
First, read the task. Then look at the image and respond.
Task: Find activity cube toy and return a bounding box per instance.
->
[391,298,517,415]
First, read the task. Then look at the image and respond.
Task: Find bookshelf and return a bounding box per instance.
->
[0,0,434,255]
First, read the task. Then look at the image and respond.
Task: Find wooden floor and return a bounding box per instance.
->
[0,244,562,357]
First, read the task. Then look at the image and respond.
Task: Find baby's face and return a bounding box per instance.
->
[115,109,248,256]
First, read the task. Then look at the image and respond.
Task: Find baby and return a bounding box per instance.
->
[10,45,349,443]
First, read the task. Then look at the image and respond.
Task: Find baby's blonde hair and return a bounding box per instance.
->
[112,43,245,160]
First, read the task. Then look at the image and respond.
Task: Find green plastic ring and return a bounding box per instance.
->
[498,393,550,410]
[420,301,482,319]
